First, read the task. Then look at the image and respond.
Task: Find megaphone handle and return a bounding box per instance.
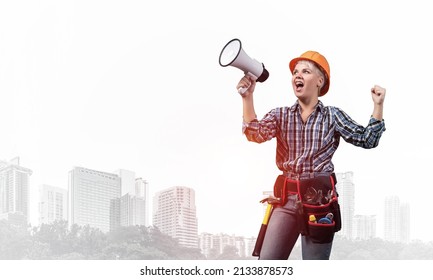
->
[238,72,257,96]
[238,87,248,95]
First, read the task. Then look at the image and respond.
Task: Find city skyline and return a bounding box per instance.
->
[1,157,413,245]
[0,156,419,260]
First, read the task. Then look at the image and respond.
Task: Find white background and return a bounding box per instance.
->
[0,0,431,242]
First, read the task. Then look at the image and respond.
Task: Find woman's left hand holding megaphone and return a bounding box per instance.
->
[236,74,256,97]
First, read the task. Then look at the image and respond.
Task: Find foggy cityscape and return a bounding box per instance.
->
[1,156,429,260]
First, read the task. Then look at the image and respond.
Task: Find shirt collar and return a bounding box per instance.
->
[290,100,324,113]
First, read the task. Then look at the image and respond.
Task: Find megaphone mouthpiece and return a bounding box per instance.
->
[255,64,269,83]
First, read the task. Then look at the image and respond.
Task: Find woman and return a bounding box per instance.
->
[238,51,386,260]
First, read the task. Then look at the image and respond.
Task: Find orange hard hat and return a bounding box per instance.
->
[289,51,330,96]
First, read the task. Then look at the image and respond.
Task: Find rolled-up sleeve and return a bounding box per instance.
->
[242,109,279,143]
[334,107,386,149]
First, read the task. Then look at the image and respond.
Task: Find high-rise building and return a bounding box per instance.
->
[400,202,411,243]
[109,174,150,229]
[153,186,198,248]
[335,171,355,239]
[38,184,68,225]
[353,215,376,240]
[135,177,149,198]
[0,157,33,225]
[384,195,410,243]
[68,167,121,232]
[135,177,150,226]
[384,196,400,242]
[119,193,146,227]
[113,169,136,196]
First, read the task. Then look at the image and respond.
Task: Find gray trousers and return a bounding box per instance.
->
[259,194,333,260]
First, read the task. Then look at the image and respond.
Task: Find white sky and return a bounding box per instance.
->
[1,0,432,241]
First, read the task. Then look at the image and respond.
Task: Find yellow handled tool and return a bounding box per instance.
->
[252,203,273,257]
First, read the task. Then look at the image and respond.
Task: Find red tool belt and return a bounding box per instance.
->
[273,173,341,244]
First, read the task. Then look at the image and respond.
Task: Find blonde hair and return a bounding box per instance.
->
[297,60,328,85]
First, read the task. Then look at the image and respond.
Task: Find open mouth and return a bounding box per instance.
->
[295,80,304,90]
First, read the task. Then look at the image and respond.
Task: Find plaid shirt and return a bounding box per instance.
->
[243,100,386,179]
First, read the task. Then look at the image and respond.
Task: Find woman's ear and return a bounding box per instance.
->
[317,76,324,88]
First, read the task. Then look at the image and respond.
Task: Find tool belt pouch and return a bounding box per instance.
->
[299,175,341,244]
[273,175,289,205]
[273,174,342,243]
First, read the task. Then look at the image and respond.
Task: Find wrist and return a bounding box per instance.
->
[372,104,383,120]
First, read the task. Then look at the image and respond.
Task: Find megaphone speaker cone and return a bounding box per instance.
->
[219,38,242,67]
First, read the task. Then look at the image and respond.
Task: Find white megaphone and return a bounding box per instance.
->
[219,38,269,95]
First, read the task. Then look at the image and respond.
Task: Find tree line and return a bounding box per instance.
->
[0,219,202,260]
[1,219,433,259]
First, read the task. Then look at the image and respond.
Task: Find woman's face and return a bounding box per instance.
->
[291,61,323,100]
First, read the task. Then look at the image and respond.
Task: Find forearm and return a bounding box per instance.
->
[372,103,383,121]
[242,95,257,122]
